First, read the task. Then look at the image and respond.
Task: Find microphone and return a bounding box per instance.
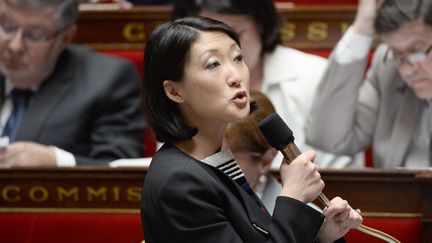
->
[258,113,400,243]
[258,112,330,206]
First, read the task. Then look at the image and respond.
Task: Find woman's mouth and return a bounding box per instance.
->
[232,91,248,107]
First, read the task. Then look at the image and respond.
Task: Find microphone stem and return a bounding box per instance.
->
[281,143,331,206]
[280,143,400,243]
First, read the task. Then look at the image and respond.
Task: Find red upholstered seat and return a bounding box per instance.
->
[0,213,143,243]
[303,49,332,58]
[345,217,423,243]
[0,213,422,242]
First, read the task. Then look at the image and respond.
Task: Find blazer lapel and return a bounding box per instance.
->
[16,49,75,141]
[206,165,272,236]
[385,87,423,167]
[240,188,272,236]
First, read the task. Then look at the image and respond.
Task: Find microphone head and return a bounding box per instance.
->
[258,113,294,151]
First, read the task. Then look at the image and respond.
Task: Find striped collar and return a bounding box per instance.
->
[201,148,268,213]
[201,148,235,167]
[201,149,245,182]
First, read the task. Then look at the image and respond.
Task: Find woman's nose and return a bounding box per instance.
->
[227,65,243,87]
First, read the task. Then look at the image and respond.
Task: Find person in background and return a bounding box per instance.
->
[172,0,364,169]
[141,16,362,243]
[225,90,322,215]
[306,0,432,168]
[0,0,145,167]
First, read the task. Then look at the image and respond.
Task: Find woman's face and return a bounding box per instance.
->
[167,31,250,128]
[199,11,263,73]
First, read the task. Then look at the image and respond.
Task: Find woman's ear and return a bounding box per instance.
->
[163,80,184,103]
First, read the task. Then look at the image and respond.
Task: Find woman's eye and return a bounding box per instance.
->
[206,61,220,70]
[234,54,243,63]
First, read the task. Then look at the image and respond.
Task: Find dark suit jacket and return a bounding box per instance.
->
[0,45,145,165]
[141,143,325,243]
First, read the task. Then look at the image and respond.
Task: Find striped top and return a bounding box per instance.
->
[202,149,268,213]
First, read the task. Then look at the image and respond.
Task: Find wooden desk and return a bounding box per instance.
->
[317,169,432,241]
[1,168,430,240]
[75,4,357,50]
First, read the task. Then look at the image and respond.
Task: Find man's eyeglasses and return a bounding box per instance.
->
[384,45,432,65]
[0,15,64,43]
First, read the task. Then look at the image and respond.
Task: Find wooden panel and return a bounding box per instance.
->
[74,4,357,50]
[418,171,432,241]
[317,169,423,214]
[2,168,429,239]
[0,167,143,211]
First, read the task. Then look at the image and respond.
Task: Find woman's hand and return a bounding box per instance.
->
[278,150,324,203]
[317,197,364,243]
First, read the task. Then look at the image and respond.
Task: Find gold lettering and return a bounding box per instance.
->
[87,187,108,202]
[112,187,120,202]
[57,187,79,202]
[123,23,146,42]
[307,22,328,41]
[127,187,141,202]
[340,22,349,34]
[29,186,49,202]
[280,22,296,41]
[2,185,21,202]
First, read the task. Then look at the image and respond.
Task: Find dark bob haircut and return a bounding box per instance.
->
[375,0,432,34]
[143,16,241,143]
[172,0,281,55]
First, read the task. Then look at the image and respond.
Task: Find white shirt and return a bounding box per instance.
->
[262,45,365,168]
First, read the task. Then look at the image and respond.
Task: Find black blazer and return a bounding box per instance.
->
[0,45,146,165]
[141,143,325,243]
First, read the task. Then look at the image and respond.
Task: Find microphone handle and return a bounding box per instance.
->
[280,143,331,206]
[280,143,400,243]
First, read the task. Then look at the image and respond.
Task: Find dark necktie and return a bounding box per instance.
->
[2,89,33,142]
[217,158,268,213]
